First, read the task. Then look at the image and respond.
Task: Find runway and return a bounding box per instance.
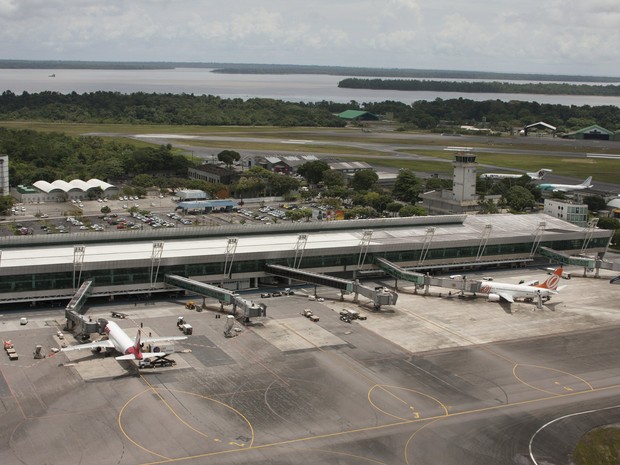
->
[1,267,620,464]
[126,129,620,193]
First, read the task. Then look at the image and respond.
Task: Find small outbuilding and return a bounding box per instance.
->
[337,110,379,121]
[521,121,557,137]
[177,189,209,201]
[175,199,237,213]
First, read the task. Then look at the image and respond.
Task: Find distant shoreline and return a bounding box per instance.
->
[1,59,619,83]
[338,78,620,96]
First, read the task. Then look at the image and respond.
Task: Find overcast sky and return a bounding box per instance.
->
[1,0,619,77]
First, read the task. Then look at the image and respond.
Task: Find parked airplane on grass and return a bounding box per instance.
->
[479,267,565,303]
[61,320,187,361]
[538,176,593,192]
[481,168,552,180]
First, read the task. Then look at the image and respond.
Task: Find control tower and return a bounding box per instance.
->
[452,149,477,202]
[420,147,497,215]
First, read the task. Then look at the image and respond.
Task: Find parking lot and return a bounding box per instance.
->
[1,196,327,237]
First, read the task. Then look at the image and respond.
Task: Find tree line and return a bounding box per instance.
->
[342,98,620,132]
[2,90,620,132]
[0,127,195,186]
[338,78,620,96]
[0,91,345,127]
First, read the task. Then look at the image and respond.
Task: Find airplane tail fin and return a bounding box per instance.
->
[536,267,562,290]
[115,329,143,360]
[582,176,592,186]
[538,169,551,180]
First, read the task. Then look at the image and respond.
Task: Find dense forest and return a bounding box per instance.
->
[0,127,195,186]
[1,91,620,132]
[358,99,620,132]
[0,91,346,127]
[338,78,620,96]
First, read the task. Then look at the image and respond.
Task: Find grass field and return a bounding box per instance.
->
[398,148,620,183]
[363,157,453,174]
[572,426,620,465]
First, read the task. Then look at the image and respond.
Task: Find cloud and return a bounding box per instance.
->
[0,0,618,75]
[0,0,17,16]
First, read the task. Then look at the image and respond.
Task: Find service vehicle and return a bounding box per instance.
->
[139,358,176,369]
[180,323,193,335]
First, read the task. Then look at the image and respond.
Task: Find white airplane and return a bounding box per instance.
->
[479,267,565,303]
[480,168,552,180]
[61,320,187,361]
[538,176,593,192]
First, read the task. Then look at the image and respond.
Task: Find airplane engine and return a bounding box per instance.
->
[487,294,501,302]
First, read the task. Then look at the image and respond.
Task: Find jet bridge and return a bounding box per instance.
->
[375,258,483,295]
[64,280,100,337]
[264,263,398,310]
[539,247,596,269]
[375,258,426,286]
[164,274,266,323]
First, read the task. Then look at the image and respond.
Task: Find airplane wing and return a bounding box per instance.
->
[141,336,188,344]
[521,279,539,286]
[61,339,115,352]
[495,291,515,303]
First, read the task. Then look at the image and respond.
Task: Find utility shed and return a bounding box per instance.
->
[337,110,379,121]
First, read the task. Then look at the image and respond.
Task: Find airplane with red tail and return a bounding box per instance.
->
[479,267,565,303]
[61,320,187,361]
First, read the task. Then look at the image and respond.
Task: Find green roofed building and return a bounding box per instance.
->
[337,110,379,121]
[562,124,617,141]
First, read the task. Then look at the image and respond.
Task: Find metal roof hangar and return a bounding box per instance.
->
[0,214,612,305]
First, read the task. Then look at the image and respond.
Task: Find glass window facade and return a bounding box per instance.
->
[0,236,609,296]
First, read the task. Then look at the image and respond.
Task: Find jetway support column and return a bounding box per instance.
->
[353,280,360,303]
[536,291,543,310]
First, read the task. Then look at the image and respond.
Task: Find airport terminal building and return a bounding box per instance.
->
[0,214,612,305]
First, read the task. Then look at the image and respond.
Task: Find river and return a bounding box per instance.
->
[1,67,619,107]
